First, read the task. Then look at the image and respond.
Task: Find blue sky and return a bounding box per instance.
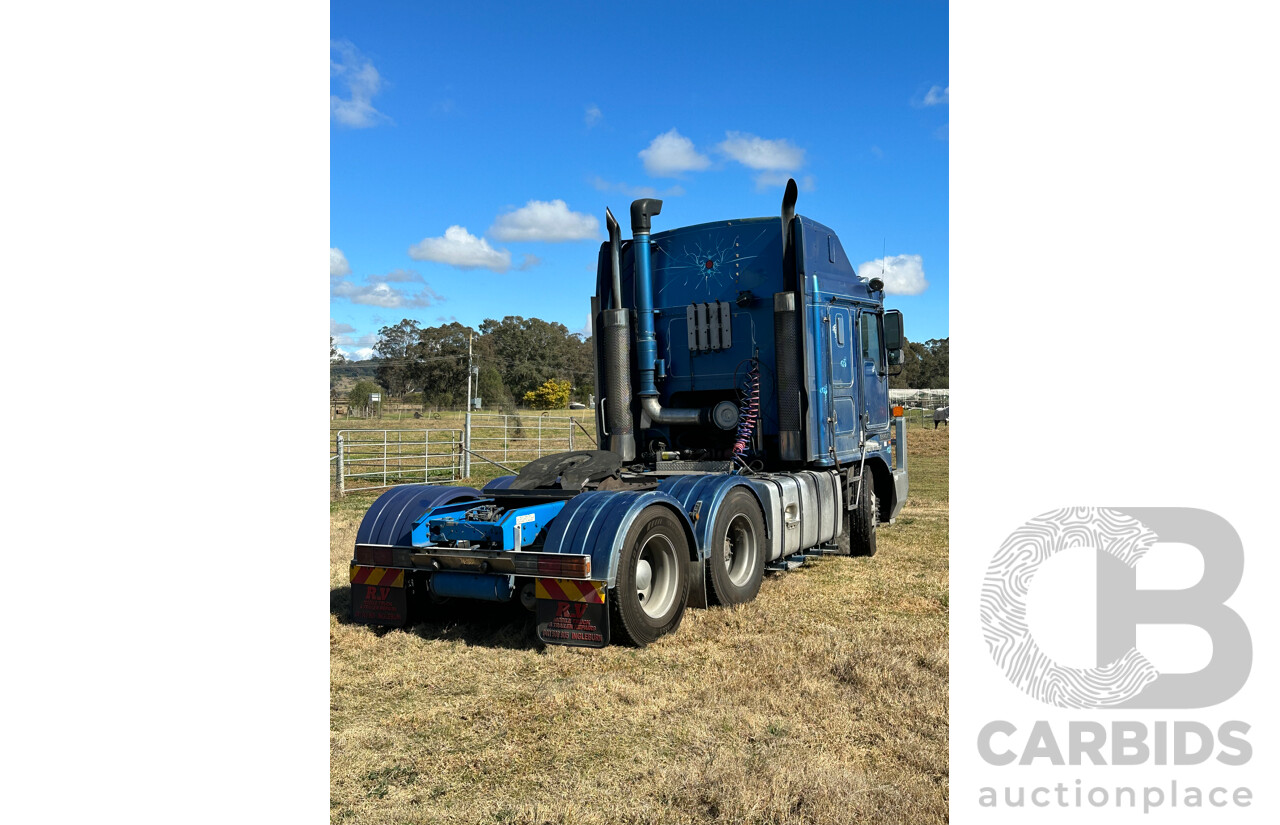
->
[331,1,948,359]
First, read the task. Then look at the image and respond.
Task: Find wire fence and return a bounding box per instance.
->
[888,388,949,429]
[331,393,946,497]
[467,413,596,470]
[334,429,464,495]
[333,412,599,497]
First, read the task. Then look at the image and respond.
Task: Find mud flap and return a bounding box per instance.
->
[686,557,708,609]
[349,565,409,627]
[535,579,609,648]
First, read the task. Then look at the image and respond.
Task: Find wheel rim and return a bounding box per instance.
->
[723,513,759,587]
[635,533,679,618]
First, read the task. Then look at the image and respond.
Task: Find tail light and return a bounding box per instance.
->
[539,555,591,578]
[513,553,591,579]
[354,545,393,566]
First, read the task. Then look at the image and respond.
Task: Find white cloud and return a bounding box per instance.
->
[330,40,388,128]
[923,85,949,106]
[331,320,377,359]
[332,278,442,308]
[585,104,602,127]
[855,254,929,296]
[489,200,599,242]
[718,132,805,171]
[578,311,593,338]
[380,268,424,282]
[754,172,815,193]
[590,177,685,198]
[408,225,511,272]
[338,346,377,361]
[332,270,442,308]
[330,247,351,277]
[517,253,542,271]
[639,129,710,177]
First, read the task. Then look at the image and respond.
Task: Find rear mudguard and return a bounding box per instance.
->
[482,475,517,492]
[539,490,698,587]
[355,484,484,547]
[657,474,772,559]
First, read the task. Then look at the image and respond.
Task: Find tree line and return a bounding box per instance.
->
[889,337,948,389]
[332,322,947,411]
[362,317,594,412]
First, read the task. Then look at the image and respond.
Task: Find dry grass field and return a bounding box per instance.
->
[330,427,948,825]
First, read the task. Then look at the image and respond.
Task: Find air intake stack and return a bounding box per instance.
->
[630,198,663,399]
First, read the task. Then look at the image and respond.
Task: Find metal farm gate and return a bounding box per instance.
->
[332,413,598,497]
[464,413,594,472]
[334,429,463,496]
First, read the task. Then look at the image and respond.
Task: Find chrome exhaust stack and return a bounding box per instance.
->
[774,178,803,461]
[600,208,635,461]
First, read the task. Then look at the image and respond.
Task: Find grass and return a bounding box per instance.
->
[330,427,948,824]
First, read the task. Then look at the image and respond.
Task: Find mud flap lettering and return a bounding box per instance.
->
[535,578,609,648]
[536,599,609,647]
[350,565,408,627]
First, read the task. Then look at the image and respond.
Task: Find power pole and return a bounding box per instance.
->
[464,331,473,478]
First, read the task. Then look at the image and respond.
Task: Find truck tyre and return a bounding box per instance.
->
[839,473,878,557]
[610,507,691,646]
[706,488,766,607]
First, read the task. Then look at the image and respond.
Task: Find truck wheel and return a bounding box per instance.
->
[610,507,691,646]
[707,488,766,606]
[839,473,878,557]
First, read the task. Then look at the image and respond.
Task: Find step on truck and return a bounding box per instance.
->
[350,179,909,647]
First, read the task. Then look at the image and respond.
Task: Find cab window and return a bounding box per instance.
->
[860,312,882,369]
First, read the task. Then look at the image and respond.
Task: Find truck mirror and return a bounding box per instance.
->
[883,310,904,351]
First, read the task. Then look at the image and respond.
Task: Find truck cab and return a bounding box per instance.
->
[592,183,907,524]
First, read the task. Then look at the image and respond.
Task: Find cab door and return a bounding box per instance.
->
[857,310,889,434]
[828,306,858,456]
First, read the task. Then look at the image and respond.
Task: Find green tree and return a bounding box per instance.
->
[889,337,925,389]
[563,332,594,402]
[348,379,384,411]
[919,338,949,388]
[410,322,473,407]
[522,378,571,410]
[475,365,512,411]
[479,316,575,399]
[330,336,344,362]
[374,319,420,396]
[887,336,947,389]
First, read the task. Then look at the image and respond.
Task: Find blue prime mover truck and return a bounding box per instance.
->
[350,180,909,647]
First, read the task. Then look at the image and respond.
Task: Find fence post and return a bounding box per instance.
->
[464,410,472,479]
[337,433,345,498]
[504,415,509,463]
[538,414,543,457]
[383,429,388,490]
[569,418,574,451]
